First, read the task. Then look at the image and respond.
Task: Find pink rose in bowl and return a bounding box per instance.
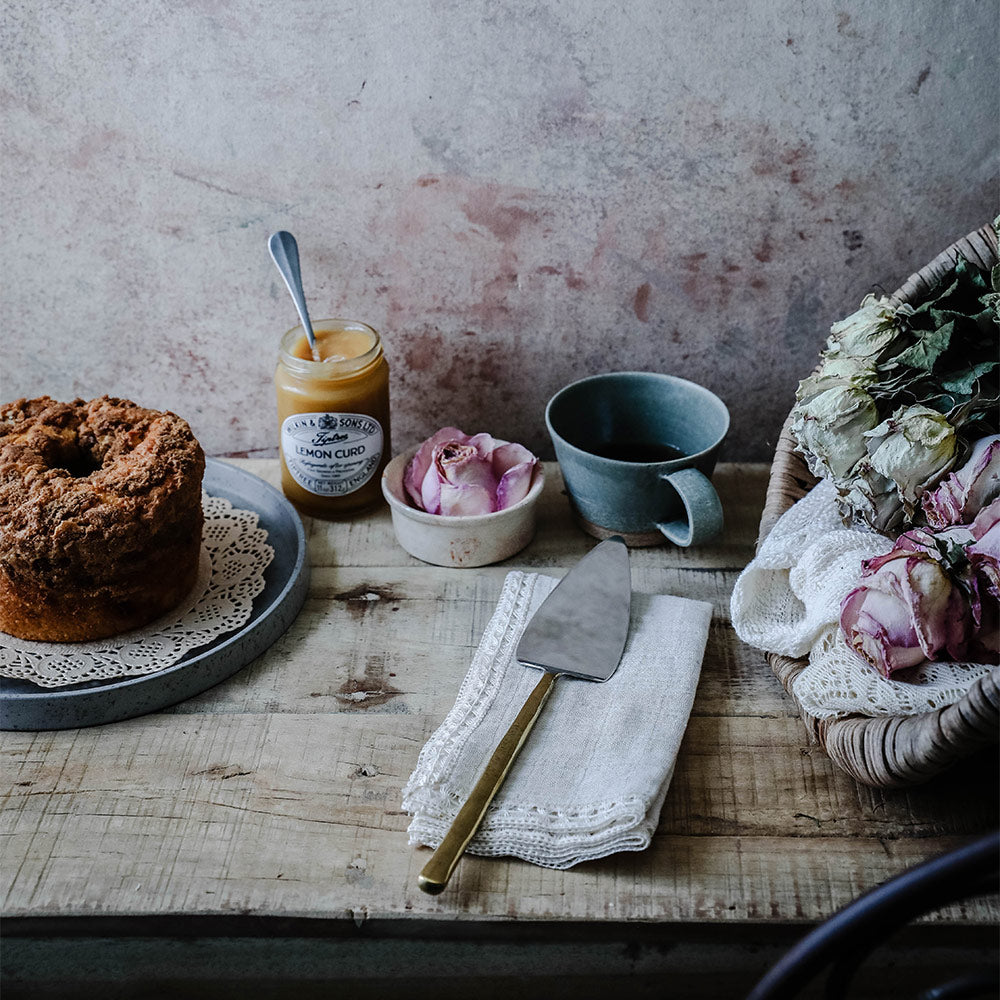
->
[403,427,538,517]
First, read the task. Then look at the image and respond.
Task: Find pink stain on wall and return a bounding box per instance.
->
[633,282,652,322]
[380,174,557,337]
[402,329,445,372]
[753,234,774,263]
[70,130,122,169]
[460,185,540,243]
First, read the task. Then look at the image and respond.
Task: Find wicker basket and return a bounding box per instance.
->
[758,223,1000,788]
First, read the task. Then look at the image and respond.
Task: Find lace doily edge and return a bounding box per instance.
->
[0,495,274,688]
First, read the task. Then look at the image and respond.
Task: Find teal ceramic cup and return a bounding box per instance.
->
[545,371,730,547]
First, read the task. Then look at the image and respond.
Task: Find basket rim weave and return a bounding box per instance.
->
[759,222,1000,789]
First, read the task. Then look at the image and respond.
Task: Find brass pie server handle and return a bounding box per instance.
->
[417,671,557,895]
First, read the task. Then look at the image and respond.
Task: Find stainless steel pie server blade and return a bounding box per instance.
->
[417,537,631,894]
[515,535,632,681]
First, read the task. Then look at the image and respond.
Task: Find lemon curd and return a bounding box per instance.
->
[275,319,391,518]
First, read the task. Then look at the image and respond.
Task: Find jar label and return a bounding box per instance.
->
[281,412,384,497]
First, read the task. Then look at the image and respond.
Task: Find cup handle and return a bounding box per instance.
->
[656,467,724,547]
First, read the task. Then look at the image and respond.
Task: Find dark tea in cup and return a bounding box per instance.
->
[588,441,687,463]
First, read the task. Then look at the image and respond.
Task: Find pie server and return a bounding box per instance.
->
[417,537,632,894]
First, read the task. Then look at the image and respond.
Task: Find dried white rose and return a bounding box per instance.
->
[837,461,905,534]
[790,384,880,481]
[795,356,879,406]
[824,294,904,361]
[864,404,958,508]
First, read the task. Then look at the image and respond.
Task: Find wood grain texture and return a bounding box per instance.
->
[2,460,997,930]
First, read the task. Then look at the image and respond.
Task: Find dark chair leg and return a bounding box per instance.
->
[745,831,1000,1000]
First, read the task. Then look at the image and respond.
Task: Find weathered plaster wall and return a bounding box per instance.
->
[2,1,997,461]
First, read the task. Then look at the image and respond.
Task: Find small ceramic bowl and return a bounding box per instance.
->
[380,448,545,567]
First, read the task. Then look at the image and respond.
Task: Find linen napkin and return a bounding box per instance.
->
[402,570,712,870]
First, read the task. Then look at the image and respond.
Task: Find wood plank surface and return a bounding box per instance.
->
[2,460,997,930]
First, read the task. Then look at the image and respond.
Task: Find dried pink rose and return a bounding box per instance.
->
[965,499,1000,661]
[840,498,1000,677]
[839,543,972,679]
[966,499,1000,595]
[922,435,1000,529]
[403,427,538,517]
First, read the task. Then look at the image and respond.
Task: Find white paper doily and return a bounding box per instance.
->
[0,494,274,688]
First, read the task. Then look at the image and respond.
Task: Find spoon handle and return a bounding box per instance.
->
[268,231,317,354]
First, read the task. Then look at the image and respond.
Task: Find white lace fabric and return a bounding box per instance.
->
[403,571,713,870]
[0,494,274,688]
[730,479,995,720]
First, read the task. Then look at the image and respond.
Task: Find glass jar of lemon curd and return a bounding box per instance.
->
[275,319,391,518]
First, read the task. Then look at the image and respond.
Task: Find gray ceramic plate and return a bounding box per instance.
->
[0,459,309,731]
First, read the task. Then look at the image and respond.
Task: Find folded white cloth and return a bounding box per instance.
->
[730,479,995,720]
[402,570,712,870]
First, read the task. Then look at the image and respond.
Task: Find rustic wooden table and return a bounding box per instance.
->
[2,460,997,999]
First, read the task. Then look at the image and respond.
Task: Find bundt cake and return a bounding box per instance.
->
[0,395,206,642]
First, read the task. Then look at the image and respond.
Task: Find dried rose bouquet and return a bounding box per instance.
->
[789,223,1000,677]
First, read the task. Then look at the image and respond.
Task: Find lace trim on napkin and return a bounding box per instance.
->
[730,479,995,720]
[410,572,533,789]
[0,494,274,688]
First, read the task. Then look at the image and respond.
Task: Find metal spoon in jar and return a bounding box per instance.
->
[268,230,320,361]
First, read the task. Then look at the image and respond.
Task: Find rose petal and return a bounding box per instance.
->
[903,556,968,660]
[491,442,536,476]
[967,498,1000,607]
[419,461,443,514]
[968,497,1000,548]
[495,461,536,510]
[860,547,912,578]
[403,457,423,508]
[790,384,878,480]
[466,432,498,459]
[438,482,494,516]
